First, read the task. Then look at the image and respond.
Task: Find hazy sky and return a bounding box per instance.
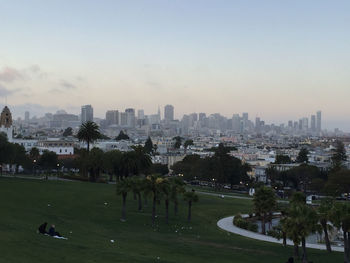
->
[0,0,349,131]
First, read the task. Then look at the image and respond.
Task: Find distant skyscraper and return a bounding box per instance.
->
[106,110,119,126]
[316,111,322,132]
[242,112,248,121]
[125,108,136,128]
[311,115,316,132]
[120,112,127,126]
[199,113,206,121]
[232,114,241,133]
[137,109,145,119]
[164,105,174,121]
[81,105,93,123]
[301,117,308,131]
[25,111,30,123]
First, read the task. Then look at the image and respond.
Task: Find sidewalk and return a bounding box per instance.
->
[217,215,343,252]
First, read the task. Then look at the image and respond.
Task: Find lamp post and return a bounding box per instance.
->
[56,163,60,178]
[33,159,36,176]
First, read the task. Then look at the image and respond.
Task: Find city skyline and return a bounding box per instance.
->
[1,1,349,130]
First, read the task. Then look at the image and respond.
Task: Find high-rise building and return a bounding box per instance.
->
[25,111,30,123]
[316,111,322,132]
[164,105,174,121]
[125,108,135,128]
[137,109,145,120]
[81,105,93,123]
[232,114,241,133]
[120,112,127,126]
[311,115,316,132]
[198,113,206,121]
[301,117,308,131]
[106,110,119,126]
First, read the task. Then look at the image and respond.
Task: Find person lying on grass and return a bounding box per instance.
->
[48,224,61,237]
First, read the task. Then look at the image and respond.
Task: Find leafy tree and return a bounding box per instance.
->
[63,127,73,137]
[150,163,169,176]
[29,147,40,161]
[130,176,145,211]
[286,164,321,191]
[296,148,309,163]
[132,145,152,175]
[77,121,101,152]
[325,169,350,196]
[144,137,155,155]
[120,151,139,178]
[104,150,123,181]
[331,140,347,172]
[274,154,292,164]
[38,151,58,173]
[253,186,276,234]
[115,130,129,141]
[10,143,27,173]
[116,178,132,221]
[172,136,183,149]
[87,147,104,181]
[183,190,199,222]
[0,133,11,170]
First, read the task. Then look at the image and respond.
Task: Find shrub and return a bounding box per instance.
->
[233,214,258,232]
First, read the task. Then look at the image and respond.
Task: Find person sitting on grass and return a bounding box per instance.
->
[48,224,61,237]
[38,222,48,234]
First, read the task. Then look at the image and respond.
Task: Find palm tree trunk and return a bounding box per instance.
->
[188,201,192,222]
[165,199,169,224]
[87,141,90,152]
[301,237,307,263]
[174,200,178,216]
[133,192,137,200]
[144,194,148,207]
[261,214,266,235]
[152,194,156,226]
[137,192,142,211]
[344,230,349,263]
[293,242,299,258]
[121,192,127,221]
[282,232,287,247]
[347,232,350,261]
[321,220,332,252]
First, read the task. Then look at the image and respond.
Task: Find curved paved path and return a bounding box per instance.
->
[217,216,343,252]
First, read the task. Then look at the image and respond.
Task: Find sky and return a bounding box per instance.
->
[0,0,349,131]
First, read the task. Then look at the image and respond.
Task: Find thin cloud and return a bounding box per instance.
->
[0,67,24,82]
[0,84,20,96]
[60,80,77,90]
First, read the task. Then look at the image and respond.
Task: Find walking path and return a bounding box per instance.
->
[217,215,343,252]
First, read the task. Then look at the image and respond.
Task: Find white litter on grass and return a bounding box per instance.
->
[47,204,51,207]
[110,240,115,243]
[221,195,224,198]
[157,257,160,260]
[70,231,73,234]
[104,202,108,205]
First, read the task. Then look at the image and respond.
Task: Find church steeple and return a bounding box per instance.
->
[0,106,12,128]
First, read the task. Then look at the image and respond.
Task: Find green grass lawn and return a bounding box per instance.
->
[0,178,342,263]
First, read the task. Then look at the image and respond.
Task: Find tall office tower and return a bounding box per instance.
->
[232,114,241,133]
[81,105,93,123]
[255,117,261,132]
[120,112,127,126]
[189,113,198,127]
[302,117,309,131]
[24,111,30,123]
[288,120,293,128]
[293,121,298,130]
[137,109,145,120]
[125,108,136,128]
[105,110,119,126]
[298,119,303,130]
[311,115,316,132]
[316,111,322,132]
[198,113,206,121]
[164,104,174,121]
[242,112,249,121]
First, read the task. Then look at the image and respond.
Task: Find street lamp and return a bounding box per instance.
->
[33,160,36,175]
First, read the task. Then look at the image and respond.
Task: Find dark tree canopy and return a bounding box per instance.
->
[115,130,130,141]
[63,127,73,137]
[296,148,309,163]
[144,137,155,154]
[275,154,292,164]
[77,121,101,152]
[331,140,347,172]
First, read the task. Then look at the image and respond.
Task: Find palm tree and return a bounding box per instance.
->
[318,198,334,252]
[329,202,350,263]
[184,190,199,222]
[160,178,171,224]
[169,176,186,216]
[130,176,144,211]
[144,174,164,226]
[116,178,132,222]
[252,186,276,234]
[77,121,101,152]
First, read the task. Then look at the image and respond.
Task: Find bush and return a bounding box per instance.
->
[233,214,258,232]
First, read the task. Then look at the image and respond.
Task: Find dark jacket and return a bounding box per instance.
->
[38,223,47,234]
